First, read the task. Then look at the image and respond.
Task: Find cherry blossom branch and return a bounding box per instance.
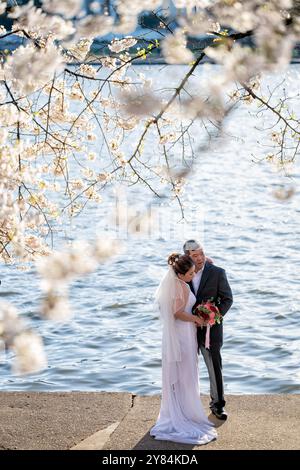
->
[242,82,300,135]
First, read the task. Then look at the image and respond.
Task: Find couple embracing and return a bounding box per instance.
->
[150,240,233,445]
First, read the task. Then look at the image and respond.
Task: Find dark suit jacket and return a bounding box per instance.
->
[188,261,233,347]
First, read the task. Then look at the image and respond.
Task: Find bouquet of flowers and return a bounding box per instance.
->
[194,299,222,326]
[193,298,222,349]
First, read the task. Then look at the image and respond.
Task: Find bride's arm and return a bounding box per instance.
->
[174,310,203,326]
[173,285,203,325]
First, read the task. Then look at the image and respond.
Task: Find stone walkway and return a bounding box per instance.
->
[0,393,299,450]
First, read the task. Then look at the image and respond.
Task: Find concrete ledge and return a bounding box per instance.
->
[70,422,121,450]
[0,393,299,450]
[0,392,132,450]
[104,394,300,450]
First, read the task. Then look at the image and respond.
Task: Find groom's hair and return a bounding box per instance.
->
[183,239,203,255]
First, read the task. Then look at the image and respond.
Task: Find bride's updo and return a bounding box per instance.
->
[168,253,194,275]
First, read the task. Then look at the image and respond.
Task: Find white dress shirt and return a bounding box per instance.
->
[192,268,204,294]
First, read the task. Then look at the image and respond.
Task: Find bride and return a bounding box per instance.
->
[150,253,217,445]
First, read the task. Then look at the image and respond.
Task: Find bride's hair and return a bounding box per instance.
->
[168,253,194,275]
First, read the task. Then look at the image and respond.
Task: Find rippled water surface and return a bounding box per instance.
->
[1,65,300,395]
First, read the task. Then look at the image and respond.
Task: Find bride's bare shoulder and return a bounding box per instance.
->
[176,278,190,296]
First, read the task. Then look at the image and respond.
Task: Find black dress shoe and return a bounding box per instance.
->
[211,407,228,421]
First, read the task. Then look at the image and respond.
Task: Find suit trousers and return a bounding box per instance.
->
[199,342,226,410]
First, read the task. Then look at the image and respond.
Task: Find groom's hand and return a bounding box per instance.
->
[205,256,213,264]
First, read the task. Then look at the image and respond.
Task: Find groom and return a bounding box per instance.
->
[183,239,233,421]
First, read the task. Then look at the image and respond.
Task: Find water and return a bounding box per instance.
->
[0,65,300,395]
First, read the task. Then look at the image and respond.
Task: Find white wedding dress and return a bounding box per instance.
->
[150,288,217,445]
